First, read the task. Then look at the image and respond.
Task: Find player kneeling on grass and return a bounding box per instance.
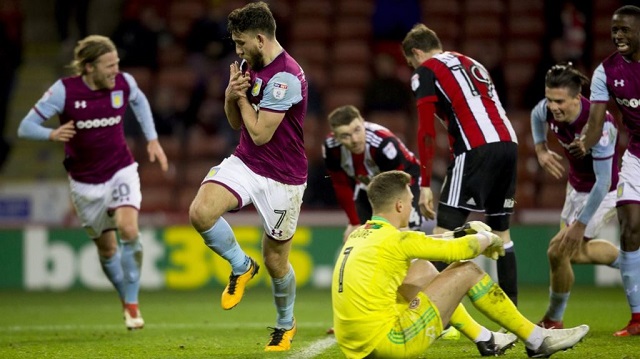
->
[331,171,590,358]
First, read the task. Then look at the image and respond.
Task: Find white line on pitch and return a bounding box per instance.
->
[288,337,336,359]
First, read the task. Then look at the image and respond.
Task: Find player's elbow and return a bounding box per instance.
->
[17,121,29,139]
[251,133,273,146]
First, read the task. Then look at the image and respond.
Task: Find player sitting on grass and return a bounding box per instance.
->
[332,171,590,358]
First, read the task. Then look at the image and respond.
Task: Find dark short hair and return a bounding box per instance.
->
[227,1,276,38]
[401,24,442,57]
[545,62,589,97]
[328,105,363,129]
[614,5,640,18]
[368,171,411,212]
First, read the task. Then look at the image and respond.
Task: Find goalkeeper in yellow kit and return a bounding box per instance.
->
[331,171,590,359]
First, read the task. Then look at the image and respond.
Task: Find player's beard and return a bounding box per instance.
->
[247,51,265,71]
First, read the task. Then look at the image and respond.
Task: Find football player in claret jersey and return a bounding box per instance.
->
[531,63,621,329]
[569,5,640,336]
[17,35,168,330]
[332,171,590,359]
[402,24,519,306]
[323,105,424,242]
[188,1,307,351]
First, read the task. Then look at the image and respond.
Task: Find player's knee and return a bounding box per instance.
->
[94,240,118,258]
[620,222,640,250]
[547,245,565,264]
[189,199,217,232]
[263,253,289,278]
[118,223,139,241]
[449,261,484,281]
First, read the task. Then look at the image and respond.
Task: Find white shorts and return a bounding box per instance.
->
[203,155,306,241]
[561,183,617,239]
[69,162,141,238]
[617,150,640,205]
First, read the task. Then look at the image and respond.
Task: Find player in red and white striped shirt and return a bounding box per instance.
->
[402,24,519,306]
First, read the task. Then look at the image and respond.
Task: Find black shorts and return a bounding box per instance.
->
[356,183,423,230]
[437,142,517,231]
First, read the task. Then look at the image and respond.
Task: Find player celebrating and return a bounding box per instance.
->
[323,105,424,242]
[17,35,168,329]
[188,2,307,351]
[531,63,621,329]
[402,24,519,305]
[569,5,640,336]
[332,170,590,358]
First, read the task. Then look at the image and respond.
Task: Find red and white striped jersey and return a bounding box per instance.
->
[411,51,518,186]
[412,51,518,156]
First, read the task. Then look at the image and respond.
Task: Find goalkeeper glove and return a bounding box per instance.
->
[480,232,505,260]
[448,221,492,238]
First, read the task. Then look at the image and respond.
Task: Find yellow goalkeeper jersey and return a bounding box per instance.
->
[331,216,484,358]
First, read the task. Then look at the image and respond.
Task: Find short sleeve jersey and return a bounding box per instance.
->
[234,51,308,185]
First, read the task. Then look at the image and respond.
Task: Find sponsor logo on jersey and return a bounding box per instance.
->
[504,198,515,208]
[75,116,122,129]
[74,100,86,109]
[614,79,625,87]
[273,82,288,100]
[111,91,124,109]
[251,78,263,97]
[615,97,640,108]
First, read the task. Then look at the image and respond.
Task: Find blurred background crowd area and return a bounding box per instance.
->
[0,0,634,222]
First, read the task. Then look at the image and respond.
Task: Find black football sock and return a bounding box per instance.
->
[497,245,518,306]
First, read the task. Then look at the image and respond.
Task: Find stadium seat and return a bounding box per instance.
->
[334,19,372,40]
[289,42,328,68]
[332,40,372,64]
[325,89,363,114]
[290,18,331,41]
[337,0,374,17]
[294,0,333,17]
[330,65,371,88]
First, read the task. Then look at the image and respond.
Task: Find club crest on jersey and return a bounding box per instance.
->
[84,225,97,238]
[251,78,263,97]
[273,82,288,100]
[207,167,219,178]
[111,90,124,109]
[617,183,624,199]
[409,297,421,309]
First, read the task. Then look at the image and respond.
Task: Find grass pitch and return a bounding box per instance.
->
[1,286,638,358]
